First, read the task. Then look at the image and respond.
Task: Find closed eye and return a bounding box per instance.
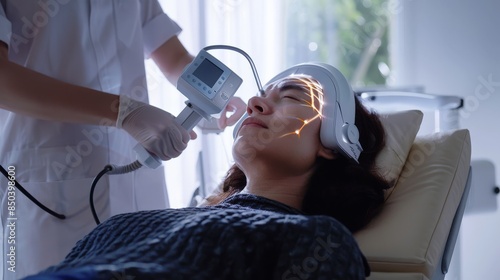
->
[280,84,304,92]
[283,95,300,101]
[282,92,310,103]
[280,85,309,102]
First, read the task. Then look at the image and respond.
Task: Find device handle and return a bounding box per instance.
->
[175,101,210,131]
[134,102,208,169]
[133,143,162,169]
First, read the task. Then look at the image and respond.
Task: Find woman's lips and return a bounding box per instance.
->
[241,117,268,128]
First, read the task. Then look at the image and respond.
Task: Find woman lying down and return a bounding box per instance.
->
[24,64,390,280]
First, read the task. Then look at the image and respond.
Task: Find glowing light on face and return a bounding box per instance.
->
[271,75,324,138]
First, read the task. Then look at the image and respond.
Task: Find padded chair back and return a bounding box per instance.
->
[354,129,472,280]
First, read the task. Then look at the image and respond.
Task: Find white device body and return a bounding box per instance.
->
[177,49,243,116]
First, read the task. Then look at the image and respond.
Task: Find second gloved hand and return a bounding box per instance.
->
[116,95,196,161]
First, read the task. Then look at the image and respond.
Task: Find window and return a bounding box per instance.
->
[284,0,391,87]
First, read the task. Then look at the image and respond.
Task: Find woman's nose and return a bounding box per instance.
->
[247,96,270,115]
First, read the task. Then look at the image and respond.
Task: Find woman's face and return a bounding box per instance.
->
[233,75,334,174]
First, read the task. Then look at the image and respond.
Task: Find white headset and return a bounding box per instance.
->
[233,62,363,163]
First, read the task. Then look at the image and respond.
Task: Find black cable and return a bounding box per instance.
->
[0,164,66,220]
[90,161,143,225]
[89,165,112,225]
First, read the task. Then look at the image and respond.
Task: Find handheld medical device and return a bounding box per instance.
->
[233,63,363,162]
[133,48,244,170]
[177,49,244,128]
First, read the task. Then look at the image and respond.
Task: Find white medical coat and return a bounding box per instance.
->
[0,1,181,278]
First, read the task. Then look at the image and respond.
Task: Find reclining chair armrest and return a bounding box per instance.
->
[435,167,473,279]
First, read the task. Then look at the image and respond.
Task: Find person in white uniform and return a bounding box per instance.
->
[0,1,218,279]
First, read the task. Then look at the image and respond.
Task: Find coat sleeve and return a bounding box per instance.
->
[139,0,182,58]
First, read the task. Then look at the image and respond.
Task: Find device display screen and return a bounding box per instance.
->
[193,59,224,88]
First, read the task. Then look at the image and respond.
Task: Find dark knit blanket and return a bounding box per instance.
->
[24,194,369,280]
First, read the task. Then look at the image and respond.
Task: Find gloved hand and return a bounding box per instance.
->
[116,95,196,161]
[196,96,247,134]
[217,96,247,130]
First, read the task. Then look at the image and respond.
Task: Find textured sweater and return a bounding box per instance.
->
[24,194,369,280]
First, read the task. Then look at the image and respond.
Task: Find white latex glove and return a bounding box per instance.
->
[116,95,196,161]
[217,96,247,129]
[196,96,247,134]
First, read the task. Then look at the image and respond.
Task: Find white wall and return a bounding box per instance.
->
[392,1,500,279]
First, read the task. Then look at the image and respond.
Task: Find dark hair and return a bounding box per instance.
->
[206,95,390,233]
